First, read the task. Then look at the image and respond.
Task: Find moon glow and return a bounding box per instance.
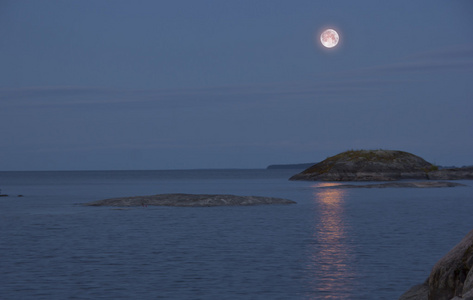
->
[320,29,339,48]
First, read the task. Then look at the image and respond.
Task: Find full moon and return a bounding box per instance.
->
[320,29,339,48]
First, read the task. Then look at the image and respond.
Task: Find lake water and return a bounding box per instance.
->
[1,169,472,299]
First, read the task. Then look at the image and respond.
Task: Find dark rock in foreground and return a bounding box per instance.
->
[290,150,473,181]
[84,193,296,207]
[399,229,473,300]
[322,181,467,189]
[399,284,430,300]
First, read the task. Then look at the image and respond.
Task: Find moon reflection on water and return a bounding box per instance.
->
[307,183,356,299]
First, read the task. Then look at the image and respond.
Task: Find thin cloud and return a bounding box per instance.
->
[338,43,473,78]
[406,43,473,60]
[340,59,473,78]
[0,77,401,110]
[367,60,473,73]
[9,45,465,109]
[0,86,112,100]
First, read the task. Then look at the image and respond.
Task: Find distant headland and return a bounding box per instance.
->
[266,162,316,170]
[289,149,473,181]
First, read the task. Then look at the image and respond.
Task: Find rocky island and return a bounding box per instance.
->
[84,193,296,207]
[399,229,473,300]
[290,150,473,182]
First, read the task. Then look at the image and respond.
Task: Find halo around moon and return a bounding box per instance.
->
[320,29,339,48]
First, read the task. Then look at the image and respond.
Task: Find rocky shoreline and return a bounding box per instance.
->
[84,193,296,207]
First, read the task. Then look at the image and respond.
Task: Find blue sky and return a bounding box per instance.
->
[1,1,472,170]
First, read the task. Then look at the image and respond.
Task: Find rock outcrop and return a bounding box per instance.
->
[84,193,296,207]
[399,229,473,300]
[290,150,473,181]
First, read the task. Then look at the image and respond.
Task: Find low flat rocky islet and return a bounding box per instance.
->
[321,181,466,189]
[84,193,296,207]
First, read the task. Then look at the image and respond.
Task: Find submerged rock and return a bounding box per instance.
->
[290,150,473,181]
[399,229,473,300]
[84,193,296,207]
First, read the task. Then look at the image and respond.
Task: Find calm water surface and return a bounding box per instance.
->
[1,170,472,299]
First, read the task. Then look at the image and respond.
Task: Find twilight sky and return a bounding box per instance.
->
[1,0,473,170]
